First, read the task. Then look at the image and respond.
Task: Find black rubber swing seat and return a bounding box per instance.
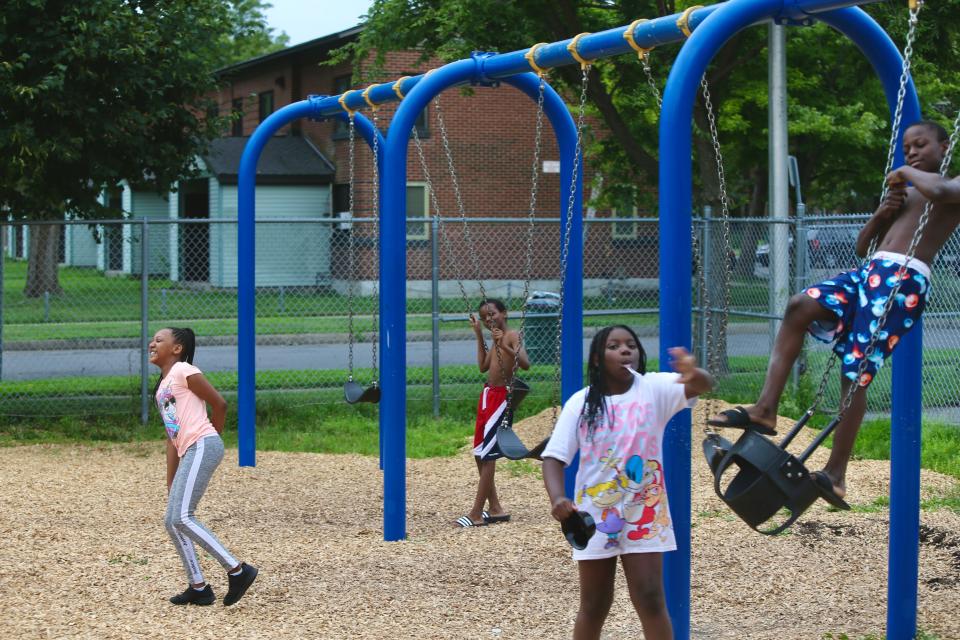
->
[495,379,550,460]
[344,380,381,404]
[561,511,596,550]
[702,410,850,536]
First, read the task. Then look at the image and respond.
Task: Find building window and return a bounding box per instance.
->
[611,206,639,240]
[231,98,243,136]
[406,183,430,241]
[258,90,274,123]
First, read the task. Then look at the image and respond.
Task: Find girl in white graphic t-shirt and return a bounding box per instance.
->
[542,325,713,640]
[150,327,257,607]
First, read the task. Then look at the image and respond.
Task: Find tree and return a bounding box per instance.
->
[0,0,287,297]
[340,0,960,216]
[340,0,960,373]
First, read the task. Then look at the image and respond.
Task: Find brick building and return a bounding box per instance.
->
[210,26,657,296]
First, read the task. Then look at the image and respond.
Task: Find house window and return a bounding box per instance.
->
[406,183,430,241]
[611,206,639,240]
[231,98,243,136]
[258,90,274,123]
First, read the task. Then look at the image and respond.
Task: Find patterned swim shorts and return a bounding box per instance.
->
[804,253,930,388]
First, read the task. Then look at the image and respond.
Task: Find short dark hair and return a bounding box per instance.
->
[906,120,949,142]
[478,298,506,313]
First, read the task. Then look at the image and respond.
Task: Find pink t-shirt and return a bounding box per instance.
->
[155,361,218,457]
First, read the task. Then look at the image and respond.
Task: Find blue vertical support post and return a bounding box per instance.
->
[238,102,312,466]
[816,10,922,638]
[659,2,792,635]
[380,57,581,540]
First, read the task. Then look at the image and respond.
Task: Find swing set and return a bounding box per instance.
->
[237,1,944,637]
[703,0,960,536]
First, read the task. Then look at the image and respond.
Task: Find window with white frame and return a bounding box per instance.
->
[406,183,430,241]
[611,205,638,239]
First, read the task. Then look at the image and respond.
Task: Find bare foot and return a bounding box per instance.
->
[811,470,851,510]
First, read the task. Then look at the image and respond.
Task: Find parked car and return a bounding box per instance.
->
[753,226,861,278]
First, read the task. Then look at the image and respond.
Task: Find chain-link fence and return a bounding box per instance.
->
[3,215,959,421]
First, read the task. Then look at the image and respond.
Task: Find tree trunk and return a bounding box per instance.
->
[738,166,768,277]
[24,223,63,298]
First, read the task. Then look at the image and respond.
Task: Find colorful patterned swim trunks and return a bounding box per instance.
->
[804,251,931,388]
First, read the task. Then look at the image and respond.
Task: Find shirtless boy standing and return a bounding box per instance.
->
[455,298,530,528]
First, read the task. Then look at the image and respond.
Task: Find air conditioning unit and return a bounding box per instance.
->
[336,211,352,230]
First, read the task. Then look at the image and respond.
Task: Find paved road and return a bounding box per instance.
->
[5,324,958,382]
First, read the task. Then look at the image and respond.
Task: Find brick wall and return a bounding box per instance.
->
[213,42,653,284]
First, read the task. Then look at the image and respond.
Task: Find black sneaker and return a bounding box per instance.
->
[223,563,258,606]
[169,584,215,606]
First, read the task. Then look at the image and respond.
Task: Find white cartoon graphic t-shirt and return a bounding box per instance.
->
[542,369,695,559]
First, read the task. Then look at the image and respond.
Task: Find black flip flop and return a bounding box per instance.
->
[561,511,596,550]
[810,471,851,511]
[707,406,777,436]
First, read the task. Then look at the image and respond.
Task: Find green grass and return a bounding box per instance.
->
[0,384,561,459]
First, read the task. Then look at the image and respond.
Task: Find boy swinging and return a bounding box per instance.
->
[710,121,960,502]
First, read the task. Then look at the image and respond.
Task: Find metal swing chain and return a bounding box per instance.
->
[433,96,488,301]
[837,105,960,418]
[807,1,923,413]
[550,64,592,425]
[638,48,730,434]
[500,75,547,408]
[699,76,735,433]
[868,0,923,258]
[412,84,547,414]
[411,125,473,311]
[345,112,357,382]
[369,110,380,380]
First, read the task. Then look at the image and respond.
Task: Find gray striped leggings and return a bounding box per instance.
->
[164,435,238,584]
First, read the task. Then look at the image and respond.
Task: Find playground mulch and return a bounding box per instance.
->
[2,401,959,639]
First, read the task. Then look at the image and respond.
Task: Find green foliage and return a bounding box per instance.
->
[0,0,287,222]
[339,0,960,214]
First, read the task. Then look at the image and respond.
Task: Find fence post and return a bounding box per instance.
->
[0,223,4,381]
[700,205,712,367]
[140,219,150,424]
[791,204,807,392]
[431,215,441,419]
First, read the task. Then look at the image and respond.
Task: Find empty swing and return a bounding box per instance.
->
[340,90,381,405]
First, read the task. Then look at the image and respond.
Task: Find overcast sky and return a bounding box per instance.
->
[263,0,374,46]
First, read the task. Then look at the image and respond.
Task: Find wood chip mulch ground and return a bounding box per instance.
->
[2,401,959,639]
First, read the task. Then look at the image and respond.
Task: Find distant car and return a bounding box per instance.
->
[753,226,861,278]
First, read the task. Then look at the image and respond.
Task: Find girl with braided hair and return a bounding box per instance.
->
[542,325,713,640]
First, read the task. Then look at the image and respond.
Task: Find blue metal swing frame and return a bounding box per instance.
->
[237,2,923,637]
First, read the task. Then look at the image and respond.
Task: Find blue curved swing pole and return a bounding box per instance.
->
[661,2,919,637]
[378,56,582,541]
[237,102,383,468]
[236,0,924,636]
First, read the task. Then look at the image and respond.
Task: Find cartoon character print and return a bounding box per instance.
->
[579,449,629,549]
[157,382,180,440]
[623,459,670,541]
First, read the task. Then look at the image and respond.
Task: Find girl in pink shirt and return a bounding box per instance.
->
[150,327,257,607]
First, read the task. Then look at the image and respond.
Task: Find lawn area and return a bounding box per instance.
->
[2,358,958,493]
